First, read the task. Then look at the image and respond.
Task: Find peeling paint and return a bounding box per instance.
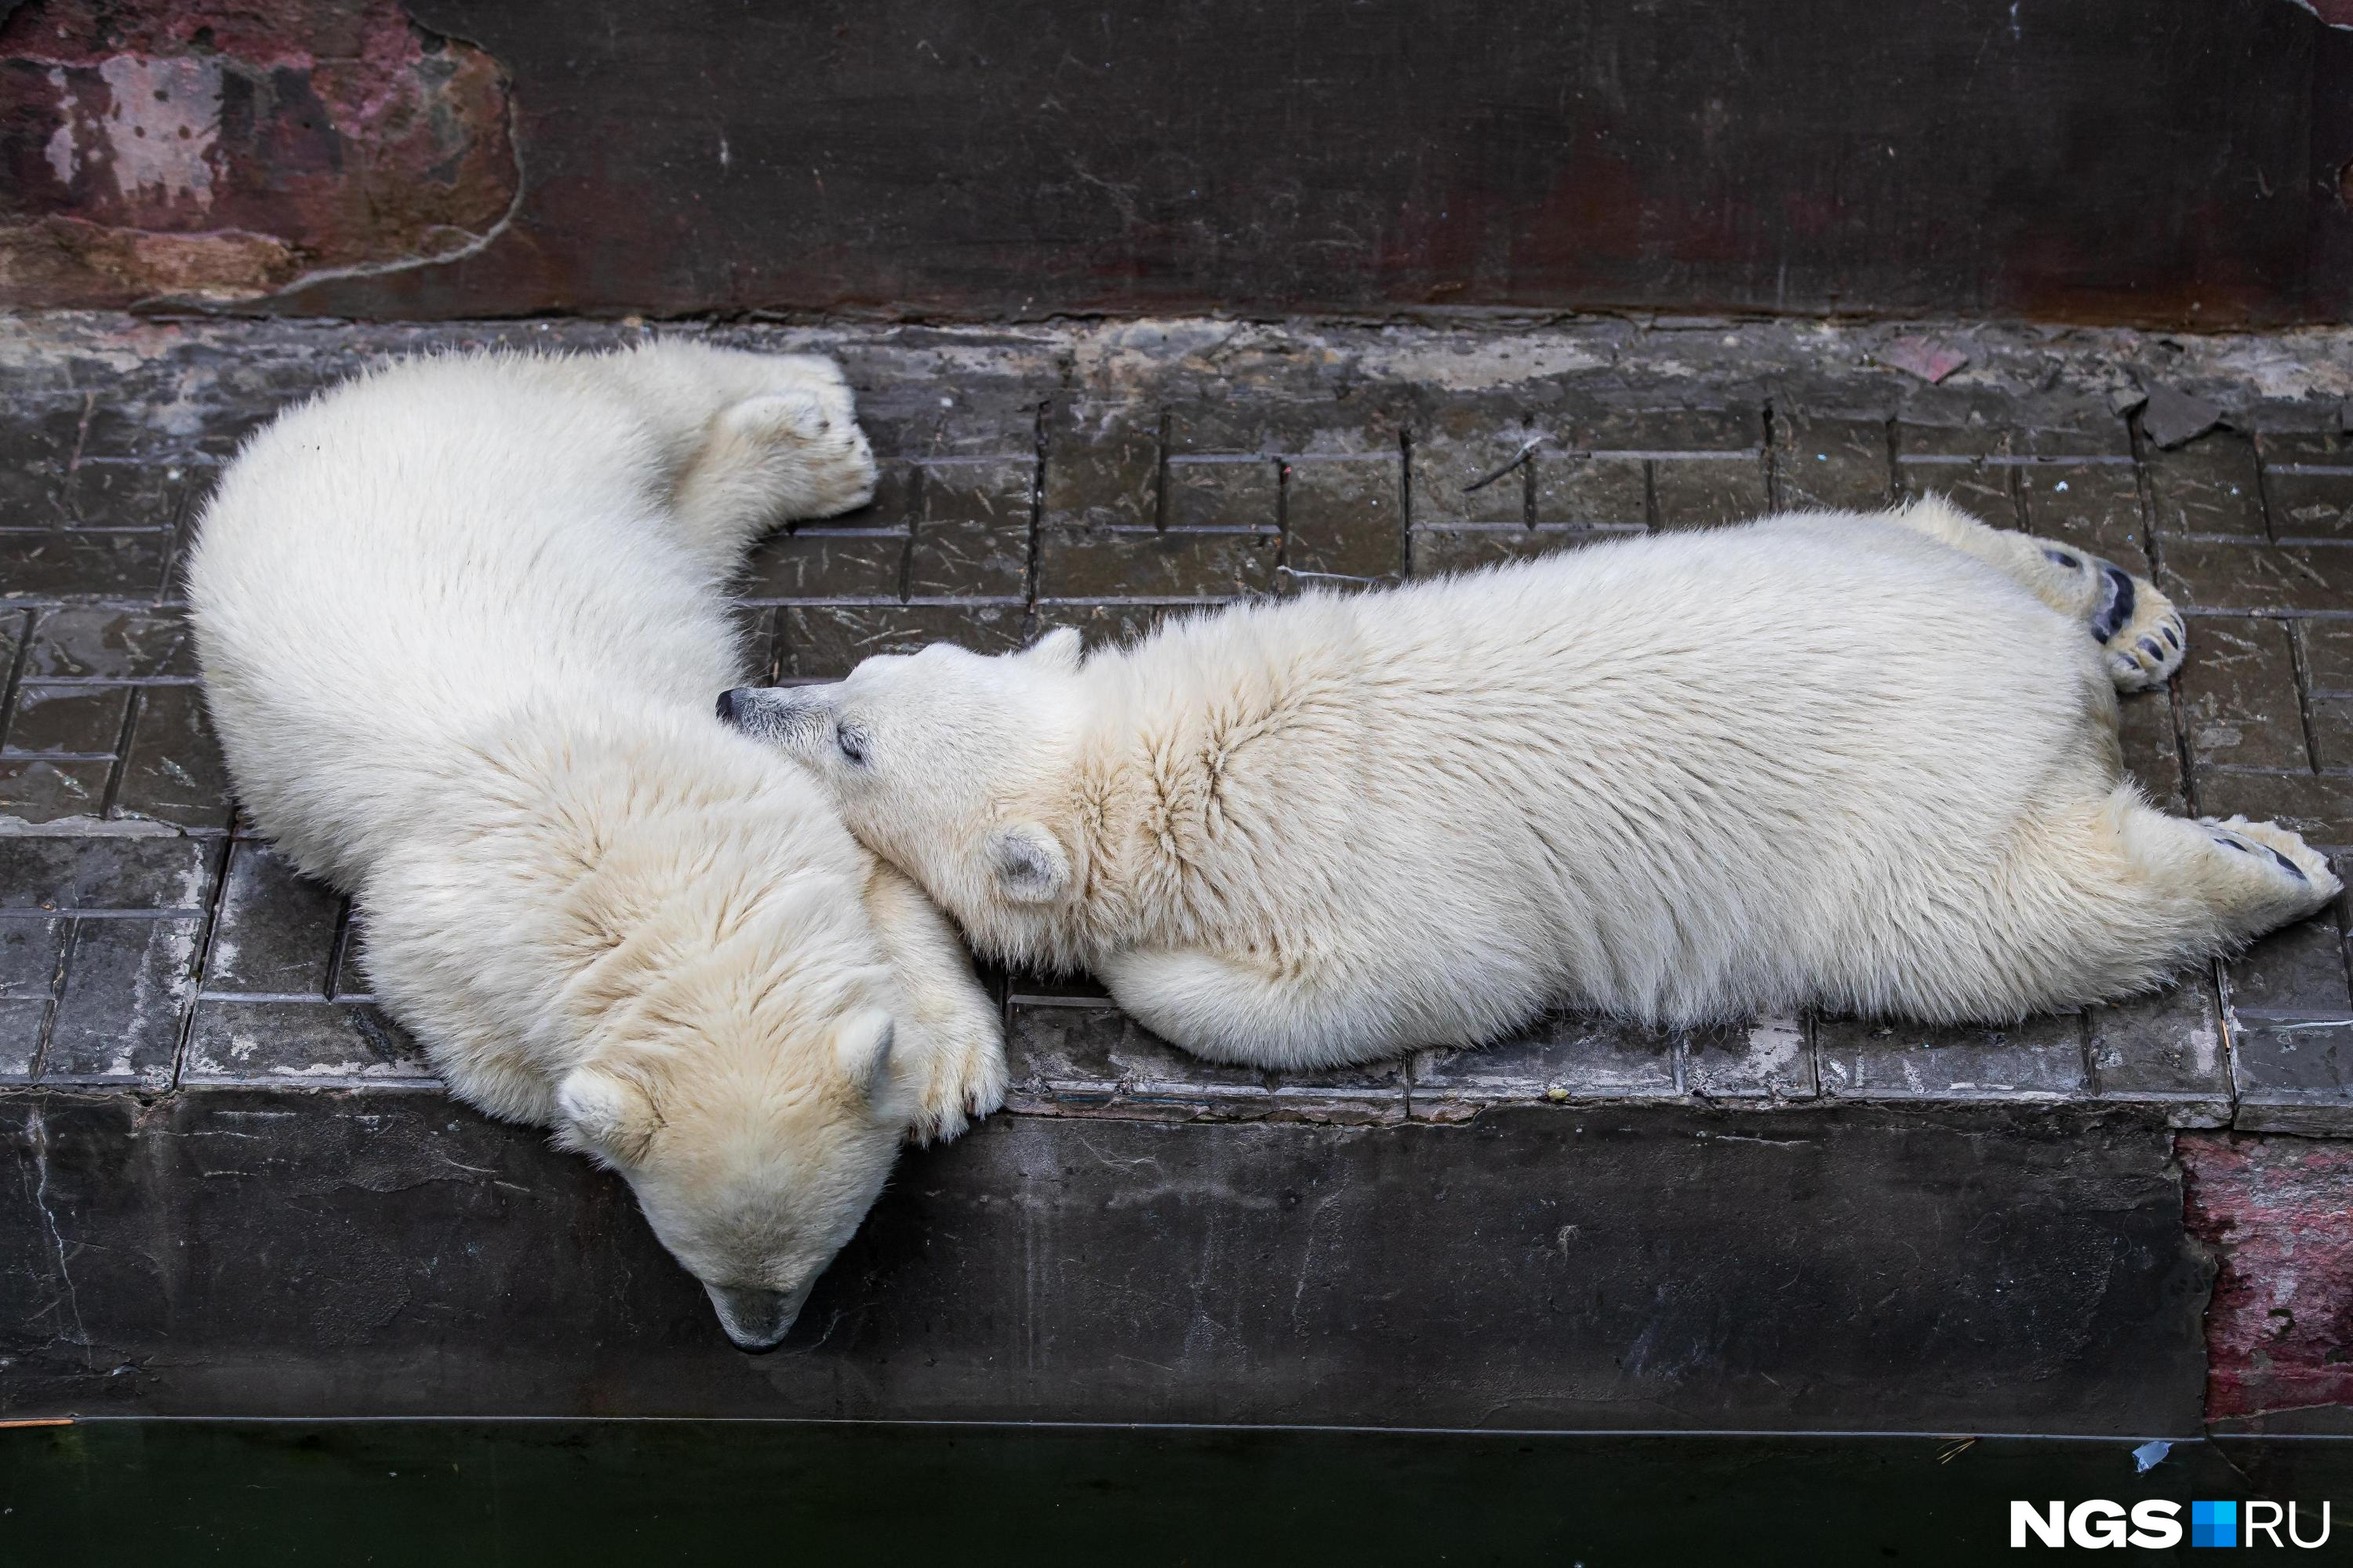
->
[2180,1132,2353,1421]
[0,0,519,307]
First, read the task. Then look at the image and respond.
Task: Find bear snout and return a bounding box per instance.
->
[715,684,837,747]
[705,1282,804,1352]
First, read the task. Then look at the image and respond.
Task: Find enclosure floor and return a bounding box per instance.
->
[3,311,2351,1134]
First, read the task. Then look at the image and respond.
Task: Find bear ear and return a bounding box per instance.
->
[833,1007,896,1100]
[1024,626,1083,675]
[988,822,1071,904]
[555,1065,659,1166]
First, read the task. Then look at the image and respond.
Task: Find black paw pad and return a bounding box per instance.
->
[2044,548,2082,571]
[2214,834,2256,855]
[2089,565,2137,644]
[2162,624,2180,650]
[2269,847,2308,882]
[2139,635,2166,661]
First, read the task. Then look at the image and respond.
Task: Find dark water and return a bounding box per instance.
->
[1,1422,2346,1564]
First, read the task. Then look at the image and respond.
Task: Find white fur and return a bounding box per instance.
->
[727,497,2340,1071]
[189,342,1006,1348]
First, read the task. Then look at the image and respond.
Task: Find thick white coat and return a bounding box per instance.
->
[190,343,1005,1347]
[730,498,2338,1069]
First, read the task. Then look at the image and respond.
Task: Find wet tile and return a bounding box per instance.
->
[1409,524,1634,577]
[1002,1001,1267,1119]
[2147,435,2264,539]
[2177,617,2309,772]
[182,1000,434,1085]
[43,914,201,1086]
[1681,1017,1816,1101]
[202,840,341,996]
[1652,456,1769,531]
[1166,457,1281,530]
[1410,1015,1680,1119]
[0,835,218,911]
[740,526,907,601]
[907,457,1035,599]
[2195,770,2353,848]
[114,686,234,829]
[1037,526,1278,601]
[1816,1013,2087,1101]
[2156,540,2353,615]
[1531,453,1649,529]
[1042,400,1158,532]
[0,758,112,823]
[2014,462,2147,575]
[20,607,198,678]
[2086,979,2231,1124]
[2260,463,2353,541]
[1285,454,1404,586]
[773,602,1030,678]
[5,685,127,757]
[1773,416,1891,513]
[2224,897,2349,1020]
[2230,1020,2353,1134]
[0,529,175,600]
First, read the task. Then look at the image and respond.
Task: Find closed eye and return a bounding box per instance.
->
[836,722,871,766]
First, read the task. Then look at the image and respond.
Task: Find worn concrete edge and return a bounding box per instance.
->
[6,310,2351,431]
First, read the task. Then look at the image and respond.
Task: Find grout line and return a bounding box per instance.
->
[169,831,238,1090]
[1272,456,1291,585]
[1761,401,1781,513]
[1397,426,1415,577]
[2253,436,2281,545]
[1152,407,1172,533]
[94,687,140,820]
[28,917,77,1084]
[0,608,35,753]
[1024,397,1049,640]
[2284,617,2326,776]
[325,893,359,1002]
[896,462,922,606]
[2129,407,2204,821]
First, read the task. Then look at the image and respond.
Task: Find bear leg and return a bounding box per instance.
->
[585,344,879,573]
[862,856,1007,1144]
[1878,497,2185,691]
[1100,945,1459,1071]
[2095,801,2340,959]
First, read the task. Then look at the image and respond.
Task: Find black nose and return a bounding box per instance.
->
[715,688,744,725]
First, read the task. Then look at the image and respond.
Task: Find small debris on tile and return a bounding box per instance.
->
[1879,336,1969,384]
[2137,384,2224,449]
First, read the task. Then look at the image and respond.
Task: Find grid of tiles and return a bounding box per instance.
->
[0,322,2346,1131]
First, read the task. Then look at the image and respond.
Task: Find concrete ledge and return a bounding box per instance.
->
[1,1087,2207,1432]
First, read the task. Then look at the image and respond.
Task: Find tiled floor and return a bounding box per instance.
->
[2,313,2349,1131]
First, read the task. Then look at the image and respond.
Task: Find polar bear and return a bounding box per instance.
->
[191,342,1006,1349]
[719,496,2339,1071]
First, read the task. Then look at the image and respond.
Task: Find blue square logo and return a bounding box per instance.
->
[2192,1500,2237,1548]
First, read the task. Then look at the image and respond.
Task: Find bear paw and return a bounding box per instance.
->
[901,1004,1009,1146]
[711,387,878,522]
[2202,815,2343,904]
[2082,559,2186,691]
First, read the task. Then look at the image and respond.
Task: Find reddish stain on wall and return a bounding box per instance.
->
[0,0,516,305]
[2180,1132,2353,1421]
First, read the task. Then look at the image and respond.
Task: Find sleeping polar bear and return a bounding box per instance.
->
[720,496,2339,1071]
[191,343,1005,1349]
